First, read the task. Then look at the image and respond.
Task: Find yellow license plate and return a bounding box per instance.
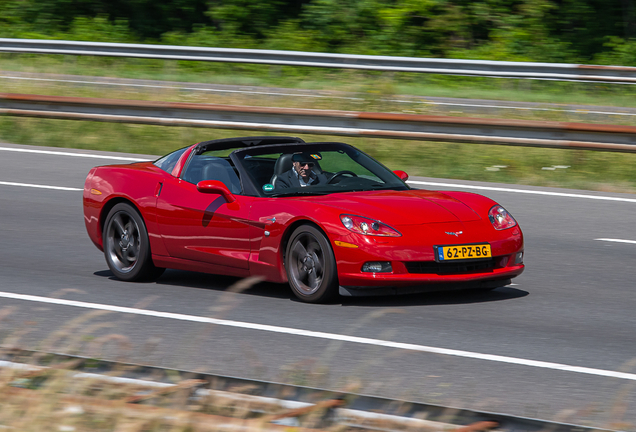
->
[436,244,491,261]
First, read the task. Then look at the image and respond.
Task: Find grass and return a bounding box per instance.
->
[0,350,508,432]
[5,53,636,112]
[2,53,636,193]
[0,354,337,431]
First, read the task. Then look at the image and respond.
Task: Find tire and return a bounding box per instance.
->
[285,225,338,303]
[103,203,164,282]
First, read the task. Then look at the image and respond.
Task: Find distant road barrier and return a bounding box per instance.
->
[2,93,636,152]
[2,38,636,84]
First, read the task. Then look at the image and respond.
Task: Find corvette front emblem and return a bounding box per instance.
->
[445,231,463,237]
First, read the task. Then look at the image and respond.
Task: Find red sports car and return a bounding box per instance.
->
[84,136,524,303]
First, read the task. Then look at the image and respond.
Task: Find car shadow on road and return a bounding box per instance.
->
[94,269,527,305]
[157,271,292,299]
[94,269,292,300]
[340,286,529,307]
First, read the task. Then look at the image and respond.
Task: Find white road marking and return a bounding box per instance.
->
[1,290,635,382]
[0,146,150,161]
[408,180,636,203]
[594,238,636,244]
[0,181,82,191]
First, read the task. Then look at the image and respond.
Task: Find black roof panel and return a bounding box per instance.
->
[195,136,305,154]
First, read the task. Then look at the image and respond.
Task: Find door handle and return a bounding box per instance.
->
[155,182,163,197]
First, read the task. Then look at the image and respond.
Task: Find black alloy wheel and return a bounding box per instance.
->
[103,203,164,281]
[285,225,338,303]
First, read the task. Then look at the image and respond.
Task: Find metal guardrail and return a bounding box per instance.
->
[0,349,617,432]
[2,93,636,152]
[2,38,636,84]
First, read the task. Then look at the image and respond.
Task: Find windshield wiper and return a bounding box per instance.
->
[268,190,333,197]
[368,186,404,191]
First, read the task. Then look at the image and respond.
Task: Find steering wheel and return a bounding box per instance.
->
[327,170,358,184]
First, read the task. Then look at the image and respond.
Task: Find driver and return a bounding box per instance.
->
[276,152,328,189]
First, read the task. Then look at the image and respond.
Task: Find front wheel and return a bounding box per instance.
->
[103,203,164,282]
[285,225,338,303]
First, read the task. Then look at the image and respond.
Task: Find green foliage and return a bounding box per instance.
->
[207,0,305,40]
[2,0,636,64]
[547,0,633,60]
[63,16,134,43]
[0,0,211,39]
[593,36,636,66]
[262,20,326,52]
[300,0,387,53]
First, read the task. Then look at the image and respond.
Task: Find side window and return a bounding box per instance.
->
[154,147,188,175]
[241,154,280,186]
[182,156,242,194]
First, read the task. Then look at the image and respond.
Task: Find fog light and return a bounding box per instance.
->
[514,251,524,264]
[362,262,392,273]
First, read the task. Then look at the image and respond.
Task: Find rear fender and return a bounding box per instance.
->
[84,163,169,256]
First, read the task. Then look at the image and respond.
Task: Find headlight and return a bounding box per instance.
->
[340,215,401,237]
[488,205,517,230]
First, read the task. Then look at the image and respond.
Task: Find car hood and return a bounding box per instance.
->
[311,189,482,226]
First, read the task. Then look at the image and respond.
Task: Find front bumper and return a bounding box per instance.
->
[331,220,525,294]
[338,259,523,293]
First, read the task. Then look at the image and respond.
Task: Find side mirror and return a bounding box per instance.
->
[393,170,409,181]
[196,180,236,203]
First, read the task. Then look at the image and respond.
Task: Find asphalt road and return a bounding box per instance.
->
[1,141,636,429]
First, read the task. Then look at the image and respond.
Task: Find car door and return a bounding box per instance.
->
[155,156,254,270]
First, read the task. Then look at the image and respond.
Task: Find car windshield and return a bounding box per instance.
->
[153,146,188,174]
[234,142,409,197]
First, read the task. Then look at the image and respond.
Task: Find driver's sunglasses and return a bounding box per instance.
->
[299,162,314,168]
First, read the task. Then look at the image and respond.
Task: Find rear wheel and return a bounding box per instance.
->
[285,225,338,303]
[103,203,164,281]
